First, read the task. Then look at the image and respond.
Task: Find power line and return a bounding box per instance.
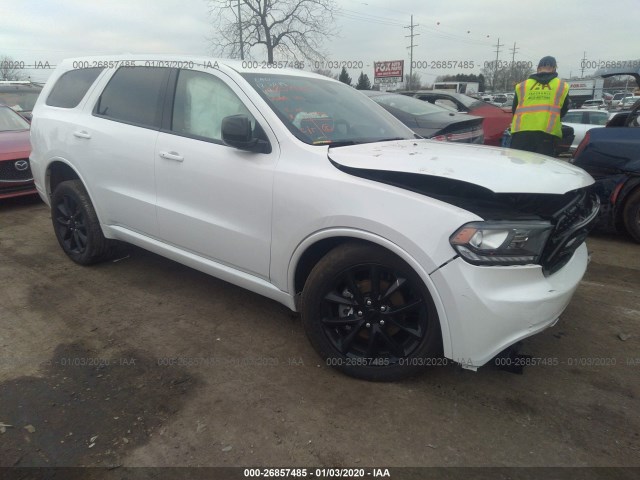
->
[510,42,519,64]
[405,15,419,90]
[492,37,503,90]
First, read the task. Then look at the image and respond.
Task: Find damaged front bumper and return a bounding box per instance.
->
[431,243,589,368]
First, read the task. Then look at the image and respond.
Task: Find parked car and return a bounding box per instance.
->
[489,93,508,106]
[0,104,36,199]
[402,90,512,146]
[617,96,640,111]
[0,81,43,120]
[571,100,640,242]
[610,92,628,109]
[580,99,607,110]
[362,91,484,143]
[30,56,599,381]
[560,109,609,152]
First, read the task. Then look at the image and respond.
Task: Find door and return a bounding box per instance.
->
[81,66,171,236]
[155,68,279,279]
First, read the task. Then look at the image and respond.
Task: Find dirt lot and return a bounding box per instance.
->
[1,195,639,475]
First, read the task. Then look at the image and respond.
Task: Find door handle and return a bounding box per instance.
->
[73,130,91,139]
[159,151,184,162]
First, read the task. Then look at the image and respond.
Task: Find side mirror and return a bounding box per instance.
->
[222,114,267,152]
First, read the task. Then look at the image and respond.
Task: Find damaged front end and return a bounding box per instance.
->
[448,185,600,276]
[333,165,600,276]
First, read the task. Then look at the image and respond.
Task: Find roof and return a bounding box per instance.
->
[593,66,640,86]
[56,54,329,79]
[567,108,609,113]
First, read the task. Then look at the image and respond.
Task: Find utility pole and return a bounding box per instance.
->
[580,51,587,78]
[493,37,503,91]
[229,0,244,60]
[404,15,419,90]
[508,42,519,90]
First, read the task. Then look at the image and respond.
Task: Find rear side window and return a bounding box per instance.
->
[562,112,583,123]
[94,67,169,129]
[46,68,104,108]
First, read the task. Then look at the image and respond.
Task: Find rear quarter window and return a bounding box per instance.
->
[46,68,104,108]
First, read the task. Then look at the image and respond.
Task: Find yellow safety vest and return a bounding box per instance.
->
[511,77,569,138]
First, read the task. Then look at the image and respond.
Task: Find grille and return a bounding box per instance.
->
[0,158,33,182]
[540,188,600,276]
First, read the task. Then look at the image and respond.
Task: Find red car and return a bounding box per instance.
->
[0,105,36,199]
[402,90,512,146]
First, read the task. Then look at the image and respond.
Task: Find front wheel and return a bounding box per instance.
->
[301,243,442,381]
[623,189,640,243]
[51,180,116,265]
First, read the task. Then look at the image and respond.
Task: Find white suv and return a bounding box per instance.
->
[30,56,600,380]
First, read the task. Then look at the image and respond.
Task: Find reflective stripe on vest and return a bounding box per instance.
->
[511,78,568,137]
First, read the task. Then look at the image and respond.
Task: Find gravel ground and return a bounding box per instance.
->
[1,195,639,477]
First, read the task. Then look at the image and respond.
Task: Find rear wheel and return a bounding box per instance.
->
[623,189,640,243]
[51,180,116,264]
[301,243,442,381]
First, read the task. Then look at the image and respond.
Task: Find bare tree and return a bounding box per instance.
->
[404,72,422,90]
[481,61,534,92]
[207,0,337,63]
[312,68,334,78]
[0,56,27,81]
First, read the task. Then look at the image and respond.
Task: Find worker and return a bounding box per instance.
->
[510,56,570,156]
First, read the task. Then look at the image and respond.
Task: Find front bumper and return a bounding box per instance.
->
[431,242,588,368]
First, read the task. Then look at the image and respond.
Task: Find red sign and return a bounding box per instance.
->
[374,60,404,79]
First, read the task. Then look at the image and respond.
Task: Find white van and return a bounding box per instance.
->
[29,55,599,380]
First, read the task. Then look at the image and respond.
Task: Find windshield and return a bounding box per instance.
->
[0,106,30,131]
[241,73,414,145]
[0,90,41,112]
[370,93,448,116]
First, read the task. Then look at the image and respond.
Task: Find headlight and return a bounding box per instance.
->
[450,221,553,266]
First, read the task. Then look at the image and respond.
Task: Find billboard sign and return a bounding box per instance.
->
[374,60,404,81]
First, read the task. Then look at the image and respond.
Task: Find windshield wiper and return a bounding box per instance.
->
[372,137,408,143]
[325,140,358,147]
[326,137,410,148]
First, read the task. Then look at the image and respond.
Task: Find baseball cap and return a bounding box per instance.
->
[538,56,557,68]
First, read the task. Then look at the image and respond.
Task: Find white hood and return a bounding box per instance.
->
[328,140,593,194]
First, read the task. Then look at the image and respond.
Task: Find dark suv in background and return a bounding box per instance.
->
[571,69,640,243]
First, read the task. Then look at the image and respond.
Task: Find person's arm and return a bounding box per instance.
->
[512,89,518,114]
[560,95,570,118]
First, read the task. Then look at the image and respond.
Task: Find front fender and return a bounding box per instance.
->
[287,227,455,359]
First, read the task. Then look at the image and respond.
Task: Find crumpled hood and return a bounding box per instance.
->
[328,139,594,194]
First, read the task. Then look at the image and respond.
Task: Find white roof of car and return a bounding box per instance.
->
[57,54,329,79]
[567,108,608,113]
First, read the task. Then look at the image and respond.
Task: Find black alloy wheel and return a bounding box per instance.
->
[51,180,116,265]
[302,243,441,381]
[54,193,88,255]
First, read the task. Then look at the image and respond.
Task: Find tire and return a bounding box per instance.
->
[301,242,442,381]
[51,180,116,265]
[623,189,640,243]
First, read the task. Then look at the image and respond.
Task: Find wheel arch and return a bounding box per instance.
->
[46,160,82,200]
[288,229,453,358]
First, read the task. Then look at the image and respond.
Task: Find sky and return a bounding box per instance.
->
[1,0,639,85]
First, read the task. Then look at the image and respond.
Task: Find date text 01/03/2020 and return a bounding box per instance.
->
[70,59,221,70]
[243,468,391,477]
